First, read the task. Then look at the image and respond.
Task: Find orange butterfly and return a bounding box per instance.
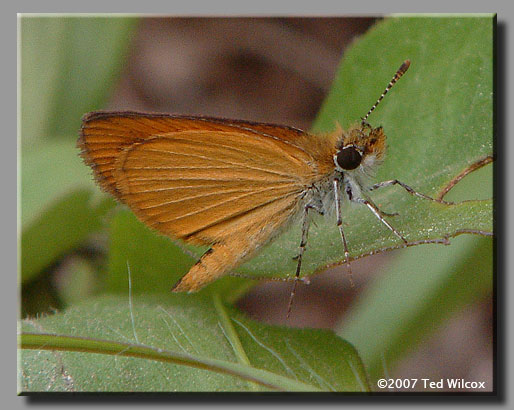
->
[79,60,435,315]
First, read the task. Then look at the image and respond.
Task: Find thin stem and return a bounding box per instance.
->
[212,293,258,391]
[20,332,319,391]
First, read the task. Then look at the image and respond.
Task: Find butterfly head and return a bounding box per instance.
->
[333,125,386,173]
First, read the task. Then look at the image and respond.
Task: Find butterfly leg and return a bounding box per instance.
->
[333,179,354,286]
[286,203,321,319]
[355,196,408,244]
[370,179,453,205]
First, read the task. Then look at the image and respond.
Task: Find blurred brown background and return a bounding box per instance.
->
[101,17,492,391]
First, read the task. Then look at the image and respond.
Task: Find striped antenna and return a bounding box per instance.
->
[361,59,411,125]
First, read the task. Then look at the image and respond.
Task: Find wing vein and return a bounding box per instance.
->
[130,185,283,209]
[149,135,310,168]
[125,176,295,183]
[127,184,247,193]
[152,185,300,223]
[183,191,298,239]
[127,147,300,179]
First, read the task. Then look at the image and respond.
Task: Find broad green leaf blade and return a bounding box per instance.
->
[21,189,114,284]
[20,138,115,284]
[20,16,137,146]
[106,210,197,294]
[19,295,368,392]
[234,16,493,280]
[21,139,105,229]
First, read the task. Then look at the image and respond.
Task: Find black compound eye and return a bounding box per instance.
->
[336,146,362,170]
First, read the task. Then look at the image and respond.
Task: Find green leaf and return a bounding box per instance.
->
[20,16,137,146]
[106,210,197,295]
[20,138,115,284]
[19,295,368,392]
[106,210,196,294]
[21,189,114,284]
[20,138,116,284]
[21,139,105,229]
[233,16,492,281]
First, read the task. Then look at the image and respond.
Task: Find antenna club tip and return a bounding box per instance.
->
[400,59,411,73]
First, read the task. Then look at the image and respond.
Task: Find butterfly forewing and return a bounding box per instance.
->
[79,112,320,246]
